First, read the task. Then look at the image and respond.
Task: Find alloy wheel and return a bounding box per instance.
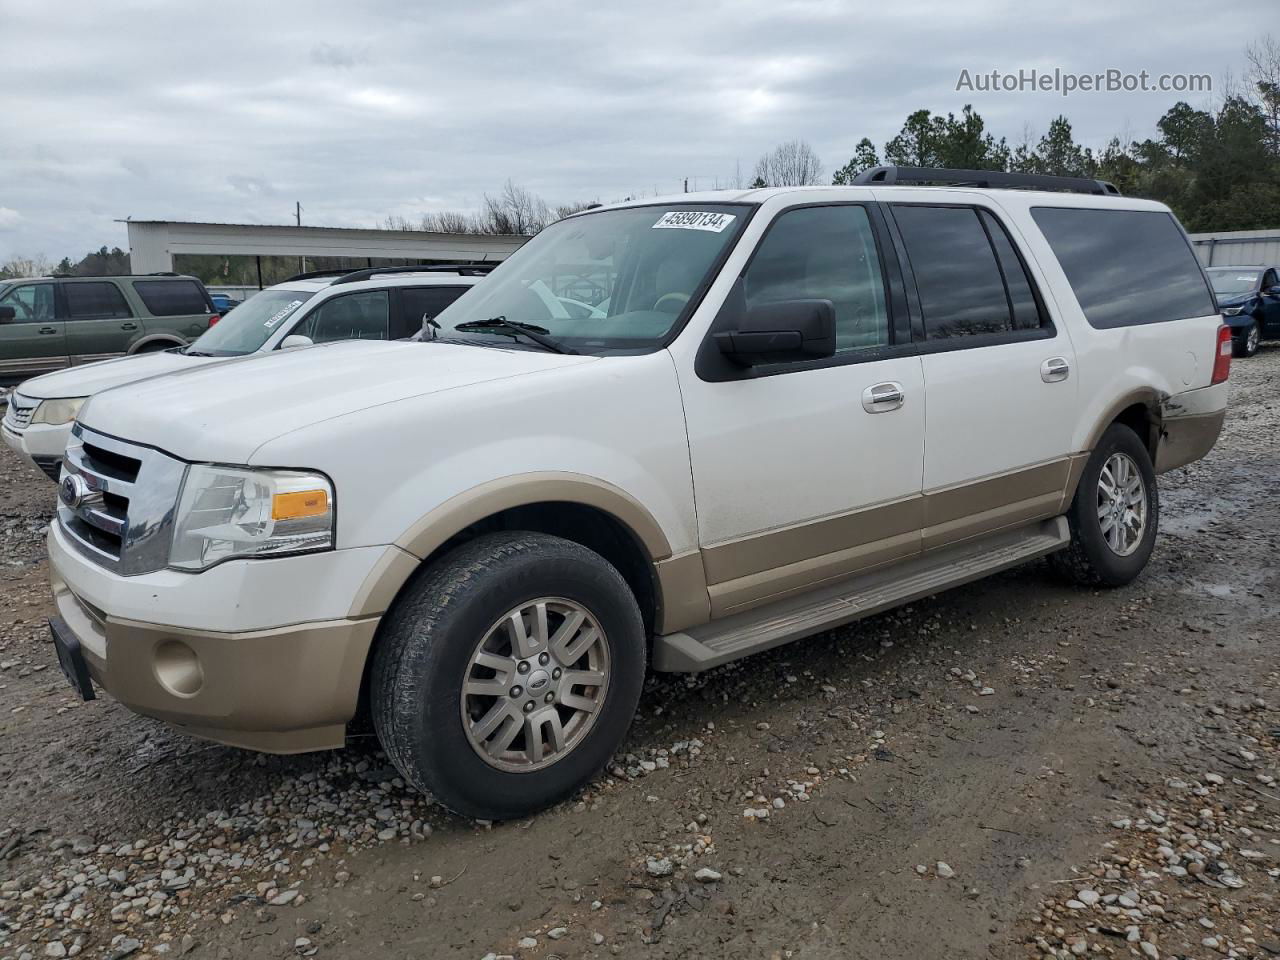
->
[460,598,610,772]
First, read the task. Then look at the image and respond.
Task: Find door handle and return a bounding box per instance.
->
[120,322,138,331]
[862,381,905,413]
[1041,357,1070,383]
[38,326,58,335]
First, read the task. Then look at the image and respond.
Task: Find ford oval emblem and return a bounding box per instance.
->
[60,474,88,509]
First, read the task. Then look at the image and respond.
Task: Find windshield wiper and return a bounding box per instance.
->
[182,347,216,357]
[453,316,578,355]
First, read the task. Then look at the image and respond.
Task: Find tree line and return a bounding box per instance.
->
[756,37,1280,232]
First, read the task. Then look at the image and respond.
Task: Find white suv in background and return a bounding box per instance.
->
[2,265,488,479]
[45,168,1229,820]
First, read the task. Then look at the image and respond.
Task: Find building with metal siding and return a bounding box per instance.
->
[1188,229,1280,267]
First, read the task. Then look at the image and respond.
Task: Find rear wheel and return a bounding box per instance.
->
[1233,319,1261,357]
[1052,423,1158,587]
[371,532,646,819]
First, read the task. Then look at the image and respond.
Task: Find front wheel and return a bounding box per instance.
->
[1051,423,1159,587]
[1233,319,1261,357]
[371,532,646,819]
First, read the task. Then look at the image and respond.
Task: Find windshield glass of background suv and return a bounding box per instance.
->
[1207,270,1260,297]
[188,290,316,356]
[430,204,751,353]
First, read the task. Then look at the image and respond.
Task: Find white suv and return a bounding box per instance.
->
[2,266,487,479]
[44,168,1229,819]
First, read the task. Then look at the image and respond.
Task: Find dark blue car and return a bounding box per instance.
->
[1206,265,1280,357]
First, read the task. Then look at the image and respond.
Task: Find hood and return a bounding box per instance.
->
[78,339,596,463]
[17,350,217,399]
[1216,294,1253,309]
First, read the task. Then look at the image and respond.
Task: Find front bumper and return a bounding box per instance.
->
[47,520,396,753]
[1,419,69,481]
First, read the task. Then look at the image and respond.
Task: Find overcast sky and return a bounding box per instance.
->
[0,0,1268,261]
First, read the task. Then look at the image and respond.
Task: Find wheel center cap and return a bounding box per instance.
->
[526,669,552,693]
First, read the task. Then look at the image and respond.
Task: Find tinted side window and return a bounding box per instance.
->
[303,290,390,343]
[978,210,1043,331]
[132,279,210,317]
[64,282,132,320]
[744,205,889,354]
[0,283,55,322]
[399,286,469,339]
[1031,207,1215,328]
[1263,269,1278,290]
[892,205,1011,339]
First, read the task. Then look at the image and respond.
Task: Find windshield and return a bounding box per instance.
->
[430,203,751,353]
[1206,269,1259,297]
[188,289,316,355]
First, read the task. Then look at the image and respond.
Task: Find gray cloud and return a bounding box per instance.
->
[310,42,368,69]
[0,0,1267,259]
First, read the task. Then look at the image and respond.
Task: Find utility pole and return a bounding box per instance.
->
[296,202,304,274]
[683,178,688,193]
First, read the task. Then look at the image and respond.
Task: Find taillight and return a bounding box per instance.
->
[208,314,220,328]
[1211,324,1231,384]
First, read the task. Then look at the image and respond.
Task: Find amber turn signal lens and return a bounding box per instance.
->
[271,490,329,521]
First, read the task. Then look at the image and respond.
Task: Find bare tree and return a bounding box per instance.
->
[1246,34,1280,152]
[420,210,476,233]
[477,180,551,235]
[0,253,53,279]
[753,139,824,187]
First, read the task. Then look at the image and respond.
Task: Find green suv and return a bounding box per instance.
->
[0,274,218,386]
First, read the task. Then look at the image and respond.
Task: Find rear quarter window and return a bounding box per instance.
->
[131,279,211,317]
[1031,207,1215,329]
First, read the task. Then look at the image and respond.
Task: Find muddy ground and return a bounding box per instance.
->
[1,349,1277,960]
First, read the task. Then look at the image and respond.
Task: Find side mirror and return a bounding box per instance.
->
[280,334,314,349]
[715,299,836,366]
[0,306,14,322]
[1267,285,1280,297]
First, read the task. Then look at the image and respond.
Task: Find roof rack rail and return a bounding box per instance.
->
[328,262,499,286]
[283,268,357,282]
[852,165,1121,196]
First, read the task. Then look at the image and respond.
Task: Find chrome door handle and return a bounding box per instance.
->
[38,326,58,335]
[862,381,905,413]
[1041,357,1070,383]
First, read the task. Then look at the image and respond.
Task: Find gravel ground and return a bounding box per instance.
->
[1,348,1277,960]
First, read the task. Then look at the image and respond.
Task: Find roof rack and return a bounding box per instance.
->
[852,165,1121,196]
[328,263,499,286]
[283,268,356,282]
[48,271,192,280]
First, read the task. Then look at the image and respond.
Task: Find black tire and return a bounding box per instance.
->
[1232,319,1261,358]
[1051,423,1159,588]
[370,531,646,820]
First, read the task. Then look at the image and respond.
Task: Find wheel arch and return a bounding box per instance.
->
[127,334,185,354]
[349,473,709,640]
[1066,390,1163,505]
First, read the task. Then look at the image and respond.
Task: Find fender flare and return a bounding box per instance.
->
[347,472,685,622]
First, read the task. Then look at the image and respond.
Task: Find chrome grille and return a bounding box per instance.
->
[58,425,188,575]
[3,393,35,431]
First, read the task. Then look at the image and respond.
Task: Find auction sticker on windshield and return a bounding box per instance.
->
[264,301,305,329]
[652,211,736,232]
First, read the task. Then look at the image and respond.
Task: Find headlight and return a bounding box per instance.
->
[169,465,334,571]
[31,397,87,425]
[1221,305,1245,316]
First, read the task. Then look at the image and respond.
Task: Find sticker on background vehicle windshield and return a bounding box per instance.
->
[652,211,737,233]
[264,301,305,329]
